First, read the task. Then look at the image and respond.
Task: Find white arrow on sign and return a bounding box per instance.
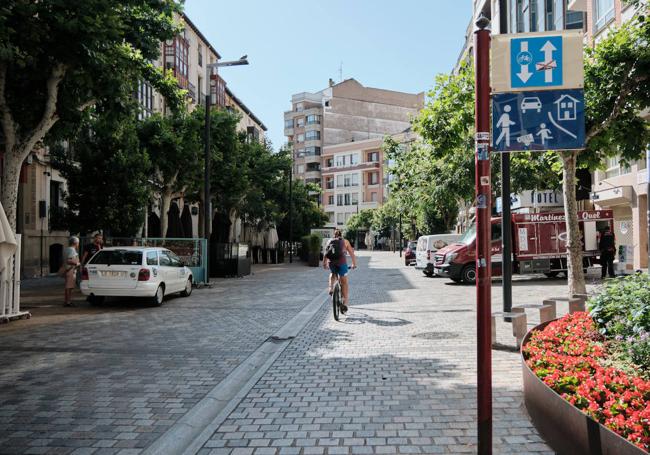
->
[517,41,532,83]
[539,40,557,83]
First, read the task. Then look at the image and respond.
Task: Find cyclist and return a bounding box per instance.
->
[323,229,357,313]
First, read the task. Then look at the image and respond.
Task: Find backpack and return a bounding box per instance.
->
[325,238,343,262]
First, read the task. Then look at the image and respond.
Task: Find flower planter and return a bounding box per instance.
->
[521,321,647,455]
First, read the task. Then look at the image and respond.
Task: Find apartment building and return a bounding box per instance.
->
[467,0,647,270]
[284,79,424,201]
[225,87,267,142]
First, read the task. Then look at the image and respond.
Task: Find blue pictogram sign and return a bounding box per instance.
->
[511,36,563,89]
[492,89,585,152]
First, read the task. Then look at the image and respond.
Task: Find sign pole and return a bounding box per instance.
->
[474,15,492,455]
[501,153,513,316]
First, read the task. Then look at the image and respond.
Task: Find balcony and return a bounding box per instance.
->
[291,92,323,105]
[284,127,294,136]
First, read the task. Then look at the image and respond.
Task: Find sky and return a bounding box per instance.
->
[184,1,473,150]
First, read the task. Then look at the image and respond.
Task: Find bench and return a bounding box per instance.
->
[512,301,556,323]
[491,311,527,348]
[548,295,586,314]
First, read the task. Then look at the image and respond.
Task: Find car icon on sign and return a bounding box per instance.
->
[521,97,542,113]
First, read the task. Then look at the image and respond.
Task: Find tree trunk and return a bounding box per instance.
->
[560,151,587,296]
[160,189,173,238]
[1,151,23,232]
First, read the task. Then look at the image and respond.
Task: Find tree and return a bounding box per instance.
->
[137,112,203,238]
[560,11,650,295]
[52,112,151,237]
[385,63,558,237]
[0,1,184,229]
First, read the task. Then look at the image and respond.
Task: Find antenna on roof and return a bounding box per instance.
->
[339,61,343,82]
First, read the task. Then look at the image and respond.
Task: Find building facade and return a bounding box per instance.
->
[284,79,424,202]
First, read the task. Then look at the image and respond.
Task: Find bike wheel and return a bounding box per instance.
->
[332,282,340,321]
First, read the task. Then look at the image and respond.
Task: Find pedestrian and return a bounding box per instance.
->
[81,232,103,266]
[63,236,80,307]
[599,226,616,279]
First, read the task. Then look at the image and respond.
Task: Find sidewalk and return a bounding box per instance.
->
[197,252,559,454]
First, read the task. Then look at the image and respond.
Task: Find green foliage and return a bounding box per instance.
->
[137,111,203,197]
[587,274,650,338]
[0,0,185,139]
[346,209,375,231]
[52,112,151,237]
[582,10,650,169]
[385,62,560,236]
[630,337,650,373]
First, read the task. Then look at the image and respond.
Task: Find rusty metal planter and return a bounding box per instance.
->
[521,321,647,455]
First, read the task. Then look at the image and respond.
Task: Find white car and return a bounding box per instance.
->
[415,234,462,277]
[80,247,193,306]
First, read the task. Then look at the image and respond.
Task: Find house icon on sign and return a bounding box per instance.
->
[554,94,580,121]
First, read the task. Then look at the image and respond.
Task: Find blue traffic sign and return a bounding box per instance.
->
[511,36,563,88]
[492,89,585,152]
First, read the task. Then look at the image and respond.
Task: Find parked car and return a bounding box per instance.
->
[404,241,417,266]
[80,247,193,306]
[415,234,462,277]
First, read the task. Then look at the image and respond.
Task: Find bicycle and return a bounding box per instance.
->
[332,272,343,321]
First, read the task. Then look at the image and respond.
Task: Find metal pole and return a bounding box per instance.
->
[501,153,512,315]
[474,16,492,455]
[204,65,212,283]
[355,201,359,250]
[289,162,293,264]
[399,212,403,258]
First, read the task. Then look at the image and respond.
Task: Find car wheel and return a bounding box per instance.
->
[462,265,476,284]
[152,285,165,306]
[89,295,105,305]
[544,271,559,278]
[423,270,433,277]
[180,278,192,297]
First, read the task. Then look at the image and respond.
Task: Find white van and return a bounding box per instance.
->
[415,234,462,276]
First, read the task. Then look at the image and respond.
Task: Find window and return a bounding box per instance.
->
[159,251,172,266]
[146,251,158,266]
[368,172,379,185]
[335,155,346,167]
[553,0,564,30]
[306,114,321,125]
[491,224,502,242]
[90,250,143,266]
[296,117,305,128]
[304,146,321,156]
[325,178,334,189]
[328,195,334,205]
[605,156,631,179]
[370,192,377,202]
[137,80,154,120]
[164,35,189,88]
[351,193,358,205]
[350,154,359,165]
[337,194,344,206]
[367,151,379,162]
[530,0,545,32]
[305,130,320,141]
[296,133,304,143]
[284,118,294,129]
[247,127,259,143]
[296,148,305,158]
[344,194,351,205]
[566,10,584,30]
[306,162,320,172]
[295,103,304,112]
[546,0,556,30]
[198,44,203,67]
[327,212,335,223]
[297,165,305,174]
[336,213,345,226]
[325,157,333,168]
[594,0,614,31]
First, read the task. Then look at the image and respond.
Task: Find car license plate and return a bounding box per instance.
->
[102,271,125,278]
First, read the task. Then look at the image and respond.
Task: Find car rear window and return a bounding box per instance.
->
[89,250,143,266]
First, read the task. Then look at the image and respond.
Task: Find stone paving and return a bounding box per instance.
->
[0,251,600,454]
[199,252,598,455]
[0,262,326,455]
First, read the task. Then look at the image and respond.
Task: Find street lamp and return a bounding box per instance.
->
[204,55,248,283]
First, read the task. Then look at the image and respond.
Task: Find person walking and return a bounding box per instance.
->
[599,226,616,279]
[63,236,80,307]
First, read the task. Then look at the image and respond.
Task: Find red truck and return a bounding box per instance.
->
[433,210,614,284]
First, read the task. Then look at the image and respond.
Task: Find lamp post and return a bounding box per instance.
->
[204,55,248,283]
[289,161,293,263]
[399,210,403,258]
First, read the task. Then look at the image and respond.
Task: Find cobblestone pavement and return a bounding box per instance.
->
[0,262,326,455]
[199,252,599,455]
